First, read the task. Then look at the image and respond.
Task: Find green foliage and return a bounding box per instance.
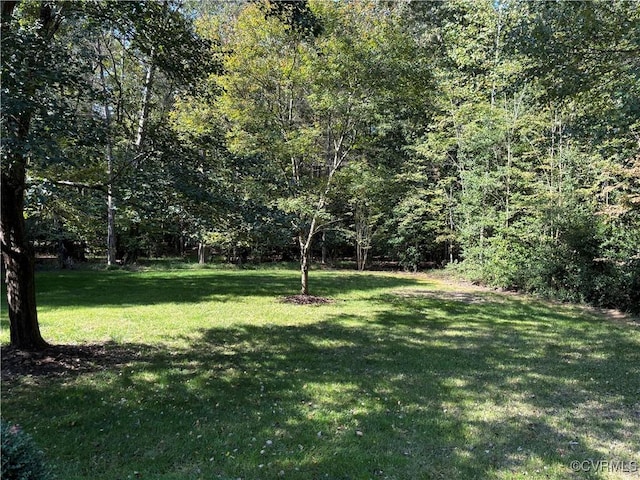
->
[1,420,54,480]
[7,0,638,311]
[403,0,640,312]
[2,2,105,171]
[5,0,222,263]
[456,205,640,313]
[261,0,323,37]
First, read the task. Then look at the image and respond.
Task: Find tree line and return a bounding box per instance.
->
[2,0,639,349]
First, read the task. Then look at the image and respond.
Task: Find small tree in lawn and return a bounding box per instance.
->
[216,2,337,295]
[216,0,423,294]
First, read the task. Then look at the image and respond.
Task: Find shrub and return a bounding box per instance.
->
[1,420,54,480]
[399,245,422,273]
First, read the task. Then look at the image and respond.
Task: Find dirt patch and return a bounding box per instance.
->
[579,306,640,328]
[1,343,140,382]
[394,289,491,305]
[280,294,333,305]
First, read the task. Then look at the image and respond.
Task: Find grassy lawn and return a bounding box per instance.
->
[1,266,639,479]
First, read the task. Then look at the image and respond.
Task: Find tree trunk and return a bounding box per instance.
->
[135,47,155,149]
[361,241,369,272]
[321,230,327,265]
[354,206,371,271]
[106,156,117,266]
[300,236,310,295]
[1,165,48,350]
[98,38,118,266]
[198,241,207,264]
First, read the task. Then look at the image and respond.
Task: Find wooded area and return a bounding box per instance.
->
[2,0,639,349]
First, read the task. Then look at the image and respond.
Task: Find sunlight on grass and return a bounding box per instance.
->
[2,267,639,479]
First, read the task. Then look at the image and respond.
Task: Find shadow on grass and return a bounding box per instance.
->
[3,293,639,479]
[26,269,421,309]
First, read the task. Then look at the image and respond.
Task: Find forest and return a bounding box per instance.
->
[2,0,640,349]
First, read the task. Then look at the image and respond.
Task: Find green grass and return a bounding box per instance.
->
[1,266,639,479]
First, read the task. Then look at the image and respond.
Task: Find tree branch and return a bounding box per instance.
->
[28,178,107,192]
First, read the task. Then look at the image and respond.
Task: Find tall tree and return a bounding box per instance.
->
[1,0,215,349]
[1,1,76,349]
[402,0,639,310]
[91,0,216,264]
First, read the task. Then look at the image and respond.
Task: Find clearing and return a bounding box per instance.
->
[1,267,638,479]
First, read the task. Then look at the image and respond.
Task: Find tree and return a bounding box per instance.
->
[1,0,216,349]
[91,0,217,264]
[338,161,390,271]
[212,0,430,293]
[510,0,640,309]
[1,1,76,349]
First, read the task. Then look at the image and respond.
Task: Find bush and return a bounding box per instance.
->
[1,420,54,480]
[456,225,640,314]
[453,235,529,291]
[399,246,422,273]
